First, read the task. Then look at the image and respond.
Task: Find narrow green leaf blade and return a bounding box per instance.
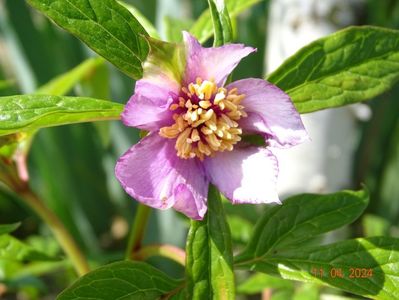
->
[237,237,399,300]
[236,190,368,262]
[186,186,235,299]
[0,95,123,136]
[190,0,261,43]
[0,222,20,235]
[267,26,399,113]
[35,57,105,96]
[57,261,181,300]
[207,0,233,46]
[0,234,56,262]
[27,0,149,79]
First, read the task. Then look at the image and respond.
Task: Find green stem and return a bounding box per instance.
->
[20,187,90,276]
[125,204,152,259]
[131,244,186,266]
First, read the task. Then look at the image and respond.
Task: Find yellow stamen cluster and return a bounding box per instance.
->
[159,78,247,160]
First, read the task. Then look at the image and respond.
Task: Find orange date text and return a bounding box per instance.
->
[310,267,373,279]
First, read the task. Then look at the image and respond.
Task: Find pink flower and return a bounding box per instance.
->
[115,33,308,220]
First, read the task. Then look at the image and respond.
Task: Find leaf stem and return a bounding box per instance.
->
[19,186,90,276]
[131,244,186,266]
[125,204,151,259]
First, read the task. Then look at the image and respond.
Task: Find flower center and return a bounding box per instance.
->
[159,78,247,160]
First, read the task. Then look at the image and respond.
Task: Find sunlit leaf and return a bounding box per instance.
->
[236,237,399,300]
[27,0,149,79]
[0,95,123,136]
[236,190,369,260]
[268,26,399,113]
[57,261,182,300]
[186,186,235,299]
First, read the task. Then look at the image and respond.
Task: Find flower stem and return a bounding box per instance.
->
[131,244,186,266]
[20,187,90,276]
[125,204,152,259]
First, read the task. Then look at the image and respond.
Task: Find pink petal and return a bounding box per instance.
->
[121,81,176,131]
[122,39,184,131]
[227,78,309,147]
[183,32,255,87]
[204,147,280,204]
[115,134,208,220]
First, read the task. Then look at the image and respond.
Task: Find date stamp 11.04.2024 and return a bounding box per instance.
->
[311,267,374,279]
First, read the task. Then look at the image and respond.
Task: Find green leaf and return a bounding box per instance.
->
[186,186,235,299]
[237,273,293,295]
[236,190,369,262]
[27,0,149,79]
[57,261,182,300]
[0,234,56,262]
[190,0,261,43]
[35,57,105,96]
[236,237,399,300]
[207,0,233,46]
[267,26,399,113]
[119,1,160,39]
[0,223,20,235]
[0,95,123,136]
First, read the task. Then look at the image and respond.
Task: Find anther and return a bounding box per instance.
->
[190,110,198,122]
[205,120,217,131]
[169,103,179,111]
[185,100,193,109]
[201,126,213,135]
[199,100,212,109]
[191,129,200,142]
[201,109,214,121]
